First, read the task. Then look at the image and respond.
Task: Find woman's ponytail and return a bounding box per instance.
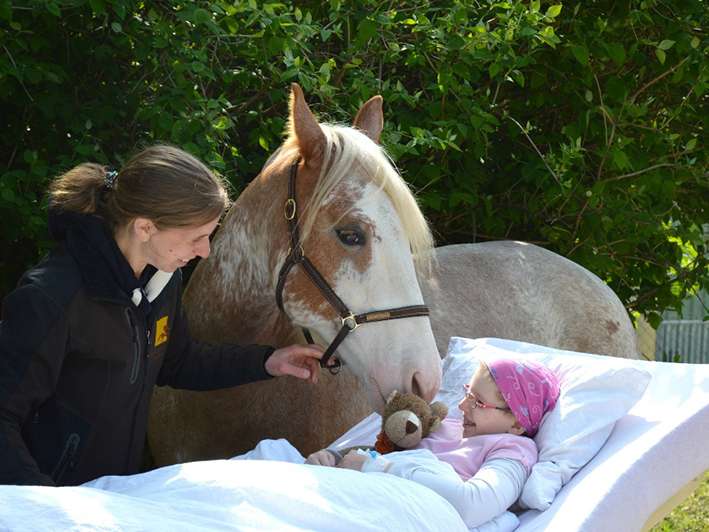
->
[48,163,108,214]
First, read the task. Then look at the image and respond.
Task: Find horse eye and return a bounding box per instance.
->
[335,228,366,247]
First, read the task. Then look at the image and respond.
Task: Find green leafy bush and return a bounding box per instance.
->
[1,0,706,321]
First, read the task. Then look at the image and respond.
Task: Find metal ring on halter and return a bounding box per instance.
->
[341,314,358,331]
[284,198,297,220]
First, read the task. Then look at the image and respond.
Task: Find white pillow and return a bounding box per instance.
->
[435,336,652,511]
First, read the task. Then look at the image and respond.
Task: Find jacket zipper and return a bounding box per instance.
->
[125,307,152,470]
[124,309,142,384]
[52,432,80,482]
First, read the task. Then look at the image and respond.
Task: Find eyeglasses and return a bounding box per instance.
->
[462,384,510,411]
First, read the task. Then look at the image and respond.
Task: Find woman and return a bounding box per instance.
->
[0,145,324,486]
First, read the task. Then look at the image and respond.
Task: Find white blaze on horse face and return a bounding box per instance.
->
[322,180,441,408]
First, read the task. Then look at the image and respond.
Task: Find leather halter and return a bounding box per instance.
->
[275,158,430,374]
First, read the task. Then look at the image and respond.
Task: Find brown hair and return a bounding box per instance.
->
[48,145,230,230]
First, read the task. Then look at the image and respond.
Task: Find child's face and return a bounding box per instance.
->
[458,363,524,438]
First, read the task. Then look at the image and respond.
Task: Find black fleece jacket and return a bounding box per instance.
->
[0,211,274,486]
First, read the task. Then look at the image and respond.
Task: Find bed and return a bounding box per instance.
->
[1,338,708,531]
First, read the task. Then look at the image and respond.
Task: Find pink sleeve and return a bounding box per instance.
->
[485,434,538,475]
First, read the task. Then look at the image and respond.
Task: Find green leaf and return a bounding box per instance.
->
[113,2,126,19]
[655,48,666,64]
[571,45,590,66]
[690,37,700,49]
[111,22,122,33]
[510,69,525,87]
[356,18,377,46]
[0,1,12,21]
[488,62,502,79]
[605,43,626,66]
[685,138,697,151]
[46,2,60,17]
[191,61,206,74]
[538,26,559,48]
[658,39,675,51]
[192,8,211,26]
[1,188,16,203]
[647,312,662,329]
[88,0,105,14]
[546,5,562,18]
[213,116,230,131]
[611,148,631,170]
[258,136,269,151]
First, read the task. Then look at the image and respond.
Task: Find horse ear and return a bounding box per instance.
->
[288,83,325,163]
[353,95,384,144]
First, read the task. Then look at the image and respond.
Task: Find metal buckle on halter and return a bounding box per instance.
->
[287,244,304,262]
[284,198,297,220]
[341,314,359,331]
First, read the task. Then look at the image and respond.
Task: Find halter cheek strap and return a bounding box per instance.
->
[275,158,430,374]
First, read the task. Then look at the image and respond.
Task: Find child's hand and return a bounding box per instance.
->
[306,449,337,467]
[336,450,369,471]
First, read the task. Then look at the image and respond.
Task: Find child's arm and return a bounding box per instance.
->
[305,448,339,466]
[305,446,376,466]
[363,455,527,529]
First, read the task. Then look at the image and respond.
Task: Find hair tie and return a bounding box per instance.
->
[104,169,119,190]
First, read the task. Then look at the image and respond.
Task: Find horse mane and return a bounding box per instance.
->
[271,123,435,274]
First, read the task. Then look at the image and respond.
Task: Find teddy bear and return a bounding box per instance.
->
[374,390,448,454]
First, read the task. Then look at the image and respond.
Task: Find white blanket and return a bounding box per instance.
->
[0,454,467,531]
[1,356,707,531]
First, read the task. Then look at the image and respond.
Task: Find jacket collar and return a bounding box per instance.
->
[48,209,156,306]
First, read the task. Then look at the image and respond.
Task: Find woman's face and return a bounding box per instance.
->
[458,364,522,438]
[144,216,220,272]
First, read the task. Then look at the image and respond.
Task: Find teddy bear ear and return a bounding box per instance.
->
[429,417,442,433]
[431,401,449,420]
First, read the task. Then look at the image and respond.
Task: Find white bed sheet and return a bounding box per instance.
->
[332,355,709,532]
[0,456,467,532]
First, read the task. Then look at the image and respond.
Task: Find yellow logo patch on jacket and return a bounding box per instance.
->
[155,316,169,346]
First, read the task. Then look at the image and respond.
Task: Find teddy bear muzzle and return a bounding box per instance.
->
[384,410,423,448]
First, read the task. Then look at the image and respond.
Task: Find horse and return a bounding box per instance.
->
[420,241,638,359]
[148,84,638,466]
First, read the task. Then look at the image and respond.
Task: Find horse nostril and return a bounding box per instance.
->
[411,372,423,398]
[412,371,436,402]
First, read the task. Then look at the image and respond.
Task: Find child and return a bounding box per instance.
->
[306,359,560,529]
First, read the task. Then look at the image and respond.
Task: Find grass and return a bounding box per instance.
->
[652,469,709,531]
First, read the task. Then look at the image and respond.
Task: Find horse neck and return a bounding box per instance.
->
[183,170,297,346]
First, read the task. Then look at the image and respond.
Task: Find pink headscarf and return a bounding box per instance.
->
[486,359,560,437]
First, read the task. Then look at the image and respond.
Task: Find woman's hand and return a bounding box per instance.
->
[336,450,369,471]
[306,449,337,467]
[265,344,324,383]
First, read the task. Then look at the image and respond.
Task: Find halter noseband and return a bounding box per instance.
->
[275,158,430,374]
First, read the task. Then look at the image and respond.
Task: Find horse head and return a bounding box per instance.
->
[262,84,441,409]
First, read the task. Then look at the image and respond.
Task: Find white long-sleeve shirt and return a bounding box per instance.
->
[360,417,536,529]
[363,450,527,528]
